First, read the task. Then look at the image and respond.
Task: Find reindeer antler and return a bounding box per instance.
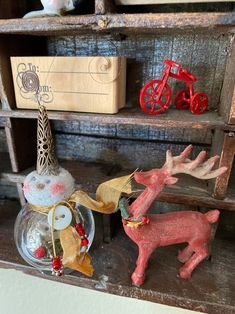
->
[164,144,227,179]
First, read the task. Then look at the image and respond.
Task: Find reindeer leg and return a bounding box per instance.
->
[177,245,194,263]
[179,246,208,279]
[132,244,153,287]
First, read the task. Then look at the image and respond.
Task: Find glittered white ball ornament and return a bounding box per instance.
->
[23,168,75,207]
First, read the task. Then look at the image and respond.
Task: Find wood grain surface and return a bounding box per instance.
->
[11,56,126,114]
[0,13,234,36]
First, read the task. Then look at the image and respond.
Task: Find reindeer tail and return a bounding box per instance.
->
[204,209,220,224]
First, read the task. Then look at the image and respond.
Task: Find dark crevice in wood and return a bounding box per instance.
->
[5,118,37,172]
[116,3,235,14]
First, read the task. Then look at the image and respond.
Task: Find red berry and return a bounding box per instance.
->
[75,223,86,236]
[52,256,62,271]
[79,229,86,236]
[75,223,83,230]
[142,216,150,224]
[34,246,47,259]
[81,238,89,247]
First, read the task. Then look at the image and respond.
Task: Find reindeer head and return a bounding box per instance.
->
[134,145,227,191]
[134,168,178,190]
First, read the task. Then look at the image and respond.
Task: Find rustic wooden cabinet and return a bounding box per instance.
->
[0,1,235,313]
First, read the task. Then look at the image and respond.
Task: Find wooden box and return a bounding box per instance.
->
[10,56,126,114]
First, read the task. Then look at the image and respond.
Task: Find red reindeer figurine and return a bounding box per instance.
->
[120,145,227,286]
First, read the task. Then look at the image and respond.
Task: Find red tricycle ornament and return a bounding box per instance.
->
[139,60,208,115]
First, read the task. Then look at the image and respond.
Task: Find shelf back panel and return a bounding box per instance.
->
[48,33,229,113]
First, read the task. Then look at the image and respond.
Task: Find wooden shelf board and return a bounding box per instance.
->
[0,108,232,131]
[1,157,235,210]
[0,199,234,313]
[0,13,234,35]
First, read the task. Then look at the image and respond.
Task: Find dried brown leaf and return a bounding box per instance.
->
[64,253,94,277]
[60,226,81,264]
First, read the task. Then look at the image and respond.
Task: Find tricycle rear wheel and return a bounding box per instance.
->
[174,89,190,110]
[190,92,208,114]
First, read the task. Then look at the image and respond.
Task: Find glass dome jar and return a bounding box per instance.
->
[14,203,95,273]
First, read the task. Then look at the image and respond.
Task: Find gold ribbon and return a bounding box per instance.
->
[124,220,145,229]
[70,173,134,214]
[29,173,134,215]
[29,199,76,215]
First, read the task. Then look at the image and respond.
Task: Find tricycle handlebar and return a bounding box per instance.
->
[164,60,181,68]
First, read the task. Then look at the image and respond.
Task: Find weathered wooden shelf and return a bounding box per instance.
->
[0,199,234,314]
[0,13,234,35]
[1,156,235,211]
[0,108,233,131]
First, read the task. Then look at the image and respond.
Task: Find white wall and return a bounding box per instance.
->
[0,269,201,314]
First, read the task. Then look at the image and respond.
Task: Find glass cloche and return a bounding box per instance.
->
[14,203,95,273]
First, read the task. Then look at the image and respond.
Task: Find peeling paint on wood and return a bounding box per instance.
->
[52,120,212,143]
[0,118,6,127]
[55,133,209,169]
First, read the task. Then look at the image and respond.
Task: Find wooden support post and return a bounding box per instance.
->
[219,35,235,124]
[0,36,16,110]
[95,0,116,14]
[16,183,26,206]
[212,132,235,199]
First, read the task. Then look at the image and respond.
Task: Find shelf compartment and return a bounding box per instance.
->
[1,158,235,211]
[0,1,95,19]
[0,199,234,314]
[0,31,231,119]
[0,13,234,35]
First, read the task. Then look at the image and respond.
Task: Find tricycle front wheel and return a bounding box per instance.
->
[139,80,171,115]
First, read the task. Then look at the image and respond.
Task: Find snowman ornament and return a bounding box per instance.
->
[14,105,94,277]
